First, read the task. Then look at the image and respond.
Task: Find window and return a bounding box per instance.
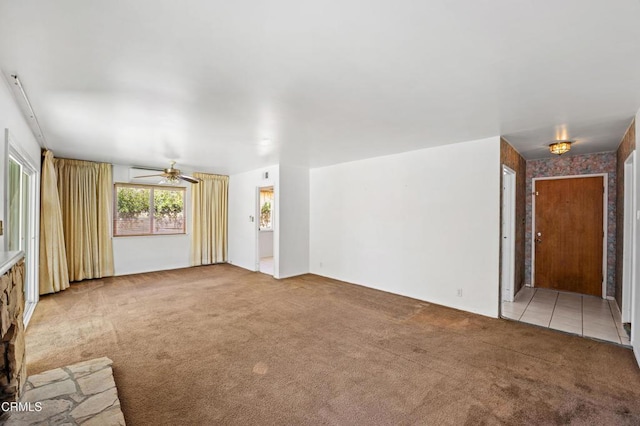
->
[259,187,273,230]
[114,183,185,236]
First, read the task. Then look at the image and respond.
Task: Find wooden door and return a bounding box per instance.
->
[534,177,604,296]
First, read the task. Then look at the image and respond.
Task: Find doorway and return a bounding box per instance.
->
[5,131,39,325]
[622,151,636,324]
[257,186,274,276]
[532,175,606,297]
[501,166,516,303]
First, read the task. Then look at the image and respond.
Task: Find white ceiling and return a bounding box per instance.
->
[1,1,639,174]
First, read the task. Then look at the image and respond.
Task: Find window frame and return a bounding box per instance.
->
[113,182,187,237]
[259,188,274,231]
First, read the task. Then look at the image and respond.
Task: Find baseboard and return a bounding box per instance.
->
[113,262,228,277]
[276,270,310,280]
[23,301,36,327]
[611,298,623,316]
[225,260,258,273]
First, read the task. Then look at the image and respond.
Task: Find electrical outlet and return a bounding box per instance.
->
[319,262,323,268]
[457,288,463,297]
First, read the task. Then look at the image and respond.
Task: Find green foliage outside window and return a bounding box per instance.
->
[259,188,273,229]
[117,187,150,219]
[115,184,185,235]
[154,189,183,222]
[260,201,271,229]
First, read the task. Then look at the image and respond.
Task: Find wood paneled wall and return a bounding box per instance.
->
[500,138,527,295]
[615,119,636,310]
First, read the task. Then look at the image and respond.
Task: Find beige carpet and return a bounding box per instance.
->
[25,264,640,425]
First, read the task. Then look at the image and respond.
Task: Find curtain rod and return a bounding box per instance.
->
[11,74,49,149]
[194,171,230,178]
[51,155,112,166]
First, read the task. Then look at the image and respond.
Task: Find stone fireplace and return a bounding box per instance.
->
[0,252,26,414]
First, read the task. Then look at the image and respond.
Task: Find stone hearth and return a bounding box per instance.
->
[5,357,125,425]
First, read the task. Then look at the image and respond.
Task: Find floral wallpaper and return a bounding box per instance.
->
[525,152,617,297]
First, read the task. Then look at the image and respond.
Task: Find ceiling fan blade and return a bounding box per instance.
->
[134,173,166,178]
[131,165,164,172]
[178,175,201,184]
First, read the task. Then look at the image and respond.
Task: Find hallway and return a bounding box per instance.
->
[502,287,629,346]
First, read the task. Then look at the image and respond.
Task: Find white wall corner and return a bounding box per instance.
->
[277,164,310,278]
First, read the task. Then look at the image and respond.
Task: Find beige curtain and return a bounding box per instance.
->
[54,158,114,281]
[191,173,229,265]
[39,150,70,294]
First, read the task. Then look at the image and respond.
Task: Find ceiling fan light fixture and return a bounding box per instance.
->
[549,141,572,155]
[158,175,181,186]
[134,161,200,184]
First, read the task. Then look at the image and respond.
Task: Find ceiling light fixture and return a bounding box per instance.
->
[549,140,572,155]
[158,175,182,186]
[134,161,200,185]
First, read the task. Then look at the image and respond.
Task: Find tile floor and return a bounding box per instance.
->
[259,256,274,276]
[502,287,630,346]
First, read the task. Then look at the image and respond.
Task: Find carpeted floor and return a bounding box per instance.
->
[25,264,640,425]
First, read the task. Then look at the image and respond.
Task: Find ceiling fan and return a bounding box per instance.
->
[134,161,200,184]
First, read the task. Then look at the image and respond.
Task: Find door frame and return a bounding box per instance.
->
[4,129,40,326]
[255,185,275,276]
[622,151,636,323]
[501,165,516,302]
[531,173,608,298]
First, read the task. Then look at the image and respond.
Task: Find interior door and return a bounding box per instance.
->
[501,166,516,302]
[534,176,604,296]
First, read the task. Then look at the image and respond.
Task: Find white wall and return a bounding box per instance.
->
[0,78,42,250]
[310,136,501,318]
[259,231,273,258]
[229,165,279,275]
[278,165,310,278]
[111,164,192,275]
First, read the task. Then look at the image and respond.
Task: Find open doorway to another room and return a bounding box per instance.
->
[502,150,629,346]
[257,186,274,276]
[499,141,627,345]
